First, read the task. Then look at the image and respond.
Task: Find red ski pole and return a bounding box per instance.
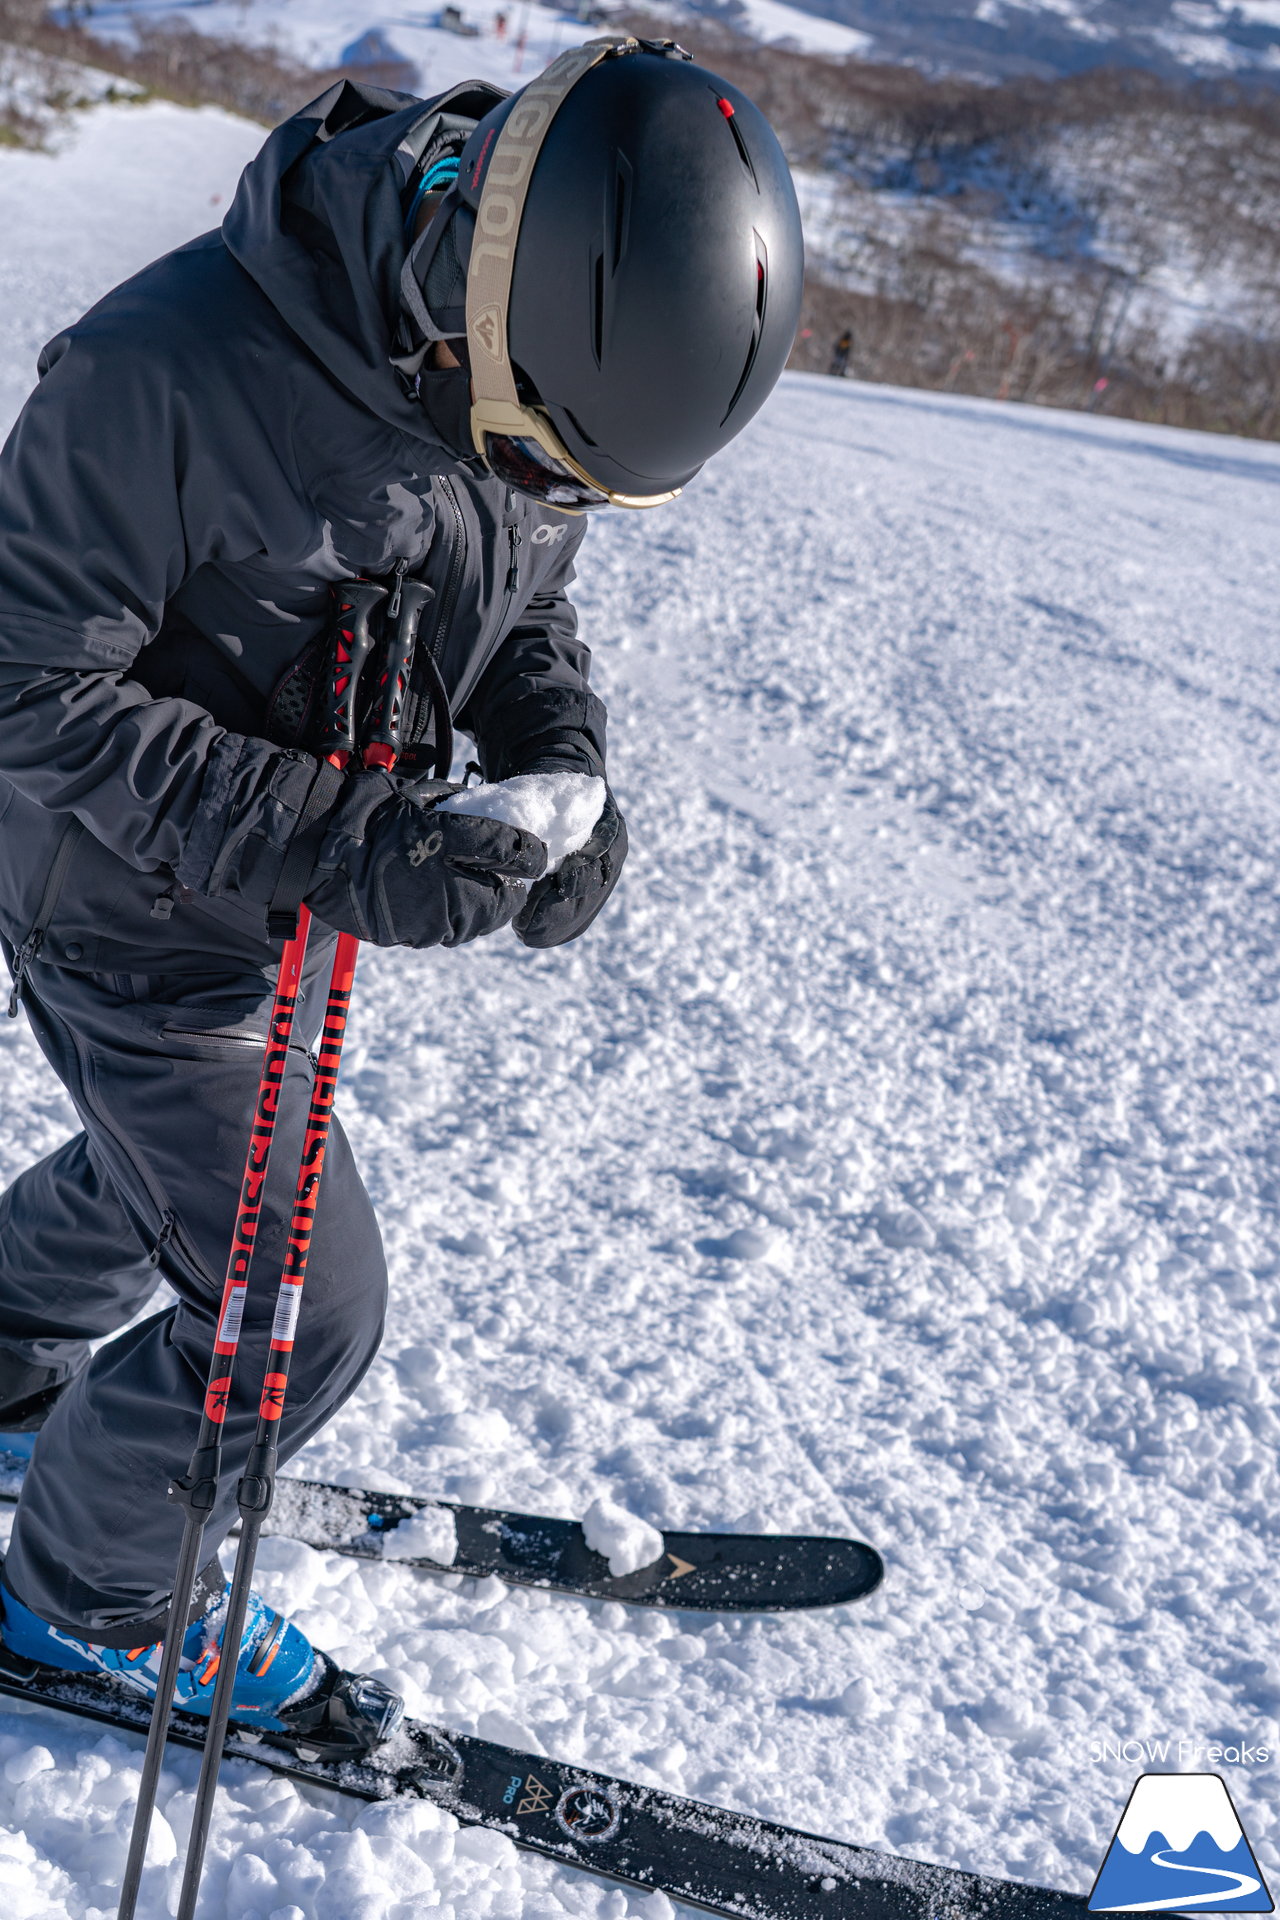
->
[117,581,388,1919]
[173,928,361,1917]
[173,577,435,1919]
[115,915,312,1920]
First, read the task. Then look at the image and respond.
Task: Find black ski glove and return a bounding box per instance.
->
[513,788,628,949]
[306,771,547,949]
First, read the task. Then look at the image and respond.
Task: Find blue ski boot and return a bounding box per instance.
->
[0,1574,402,1760]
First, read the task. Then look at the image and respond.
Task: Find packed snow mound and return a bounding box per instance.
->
[378,1505,459,1567]
[436,772,605,874]
[581,1497,665,1576]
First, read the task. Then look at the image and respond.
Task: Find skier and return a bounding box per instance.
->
[830,327,853,377]
[0,44,802,1749]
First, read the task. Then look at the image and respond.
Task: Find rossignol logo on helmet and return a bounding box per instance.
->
[468,70,568,369]
[472,305,506,363]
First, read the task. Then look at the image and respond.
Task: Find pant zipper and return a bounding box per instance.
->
[160,1026,278,1050]
[7,819,84,1018]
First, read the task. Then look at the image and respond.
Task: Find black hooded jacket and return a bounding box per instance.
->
[0,80,606,977]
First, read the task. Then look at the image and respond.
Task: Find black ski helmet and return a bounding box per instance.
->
[447,38,804,501]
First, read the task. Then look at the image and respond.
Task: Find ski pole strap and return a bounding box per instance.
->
[267,758,346,941]
[416,644,455,781]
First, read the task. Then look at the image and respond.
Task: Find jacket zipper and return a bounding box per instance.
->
[437,498,521,729]
[401,478,467,765]
[429,478,467,669]
[386,555,409,622]
[7,819,84,1018]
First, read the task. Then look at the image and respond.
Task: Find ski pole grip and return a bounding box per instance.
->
[317,581,387,767]
[364,580,433,771]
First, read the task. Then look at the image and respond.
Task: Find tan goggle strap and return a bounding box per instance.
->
[466,37,637,420]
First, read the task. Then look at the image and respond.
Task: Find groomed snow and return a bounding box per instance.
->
[1,97,1279,1920]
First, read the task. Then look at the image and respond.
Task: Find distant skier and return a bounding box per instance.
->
[0,48,801,1747]
[830,328,853,377]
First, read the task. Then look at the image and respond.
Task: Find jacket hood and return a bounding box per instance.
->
[221,79,501,447]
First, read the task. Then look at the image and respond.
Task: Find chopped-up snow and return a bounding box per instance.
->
[436,772,606,874]
[1,95,1279,1920]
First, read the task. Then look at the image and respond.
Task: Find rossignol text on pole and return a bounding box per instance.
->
[119,573,429,1918]
[174,930,362,1918]
[116,919,313,1919]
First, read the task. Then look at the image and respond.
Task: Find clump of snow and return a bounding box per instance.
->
[717,1226,776,1262]
[436,772,605,874]
[581,1496,665,1576]
[377,1505,459,1567]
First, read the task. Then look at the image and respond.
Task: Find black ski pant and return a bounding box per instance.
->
[0,945,386,1642]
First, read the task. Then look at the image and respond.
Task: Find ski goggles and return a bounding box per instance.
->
[465,37,682,514]
[471,397,679,513]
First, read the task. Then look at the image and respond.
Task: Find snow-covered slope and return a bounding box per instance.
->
[730,0,1280,82]
[1,100,1279,1919]
[74,0,870,92]
[0,102,263,431]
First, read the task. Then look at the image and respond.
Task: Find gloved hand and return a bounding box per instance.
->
[306,771,547,948]
[513,789,628,949]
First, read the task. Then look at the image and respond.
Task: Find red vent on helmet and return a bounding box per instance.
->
[709,87,757,188]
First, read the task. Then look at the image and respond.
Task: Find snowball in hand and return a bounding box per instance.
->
[582,1495,665,1576]
[435,773,606,876]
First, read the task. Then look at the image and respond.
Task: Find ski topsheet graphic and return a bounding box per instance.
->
[1089,1773,1274,1913]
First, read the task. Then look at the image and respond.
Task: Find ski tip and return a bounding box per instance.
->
[642,1531,885,1612]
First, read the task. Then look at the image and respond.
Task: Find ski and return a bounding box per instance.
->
[0,1643,1096,1920]
[0,1445,882,1612]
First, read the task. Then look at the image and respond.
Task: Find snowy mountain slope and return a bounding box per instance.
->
[719,0,1280,82]
[77,0,595,100]
[72,0,869,96]
[2,99,1280,1920]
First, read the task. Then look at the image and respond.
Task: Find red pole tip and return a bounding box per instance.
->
[717,96,734,117]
